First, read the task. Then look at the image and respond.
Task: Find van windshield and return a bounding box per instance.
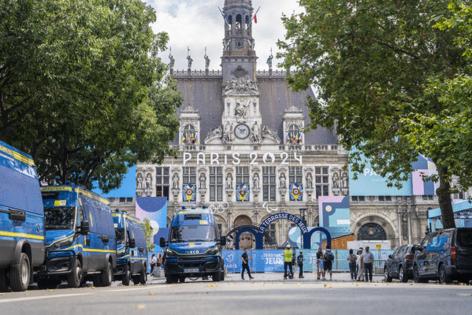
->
[457,229,472,247]
[45,207,75,230]
[171,225,216,243]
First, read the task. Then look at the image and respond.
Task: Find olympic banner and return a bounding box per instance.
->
[135,197,168,253]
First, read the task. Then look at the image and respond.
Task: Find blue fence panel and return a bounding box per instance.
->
[222,249,394,273]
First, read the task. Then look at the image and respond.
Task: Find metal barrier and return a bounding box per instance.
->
[223,249,392,274]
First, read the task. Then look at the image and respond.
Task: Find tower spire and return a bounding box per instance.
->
[221,0,257,82]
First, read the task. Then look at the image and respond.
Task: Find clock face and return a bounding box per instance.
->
[234,124,250,139]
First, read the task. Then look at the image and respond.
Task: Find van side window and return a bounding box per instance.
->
[76,206,84,227]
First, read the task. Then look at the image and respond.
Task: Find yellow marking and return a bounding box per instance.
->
[41,186,73,192]
[0,231,44,240]
[188,242,196,247]
[54,200,67,207]
[199,220,209,225]
[75,188,110,205]
[62,244,115,254]
[0,144,35,166]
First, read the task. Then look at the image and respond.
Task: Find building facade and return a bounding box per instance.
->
[136,0,437,248]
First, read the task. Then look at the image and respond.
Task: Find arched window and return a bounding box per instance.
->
[234,215,252,228]
[236,14,242,31]
[358,223,387,241]
[227,15,233,30]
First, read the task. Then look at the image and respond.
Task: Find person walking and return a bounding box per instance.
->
[315,247,324,280]
[241,248,253,280]
[324,248,334,281]
[363,246,374,282]
[297,251,304,279]
[347,249,357,281]
[356,248,365,282]
[150,254,157,275]
[283,245,294,280]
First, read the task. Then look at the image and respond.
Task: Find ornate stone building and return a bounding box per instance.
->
[136,0,437,248]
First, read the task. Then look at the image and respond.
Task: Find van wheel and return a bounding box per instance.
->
[139,269,147,285]
[95,261,113,287]
[414,265,427,283]
[132,275,140,285]
[0,268,9,292]
[166,276,178,284]
[384,267,392,283]
[122,265,131,286]
[399,266,408,283]
[9,253,30,292]
[67,259,83,288]
[439,264,452,284]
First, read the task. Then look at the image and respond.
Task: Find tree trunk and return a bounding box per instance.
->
[436,167,456,229]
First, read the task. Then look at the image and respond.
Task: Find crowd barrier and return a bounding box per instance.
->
[222,249,393,274]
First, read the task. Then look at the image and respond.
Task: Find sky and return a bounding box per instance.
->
[146,0,302,71]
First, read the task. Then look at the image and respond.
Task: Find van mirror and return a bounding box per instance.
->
[159,237,166,248]
[80,220,90,235]
[129,238,136,248]
[220,236,227,246]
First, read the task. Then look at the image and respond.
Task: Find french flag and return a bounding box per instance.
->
[253,7,260,24]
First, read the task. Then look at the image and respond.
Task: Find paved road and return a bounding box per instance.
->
[1,276,471,315]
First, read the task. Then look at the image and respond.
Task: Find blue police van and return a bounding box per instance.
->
[161,208,226,283]
[0,141,45,292]
[39,186,117,288]
[112,210,147,286]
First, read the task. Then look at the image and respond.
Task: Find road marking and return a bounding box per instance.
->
[108,285,170,293]
[0,293,91,304]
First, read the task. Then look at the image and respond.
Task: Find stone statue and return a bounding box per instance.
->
[172,172,179,190]
[226,172,233,190]
[234,101,249,120]
[306,172,313,190]
[332,171,341,190]
[279,172,287,189]
[204,54,210,71]
[251,121,261,144]
[341,171,349,189]
[262,125,281,143]
[267,54,273,70]
[223,121,233,143]
[199,172,206,189]
[187,54,193,71]
[204,126,223,143]
[253,173,260,191]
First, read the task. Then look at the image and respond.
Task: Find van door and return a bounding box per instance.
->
[455,229,472,271]
[416,234,432,275]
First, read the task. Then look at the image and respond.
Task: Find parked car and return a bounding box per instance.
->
[38,186,117,288]
[414,228,472,284]
[112,210,147,286]
[0,141,45,292]
[384,245,417,282]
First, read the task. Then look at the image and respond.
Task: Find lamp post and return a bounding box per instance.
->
[299,208,307,226]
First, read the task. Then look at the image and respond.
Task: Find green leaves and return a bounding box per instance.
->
[0,0,181,192]
[279,0,471,228]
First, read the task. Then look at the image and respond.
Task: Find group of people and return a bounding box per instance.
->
[347,246,375,282]
[150,253,163,276]
[241,245,376,282]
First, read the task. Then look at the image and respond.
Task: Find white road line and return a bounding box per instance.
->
[0,293,91,304]
[108,285,170,293]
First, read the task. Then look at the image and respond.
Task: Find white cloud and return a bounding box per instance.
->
[146,0,301,71]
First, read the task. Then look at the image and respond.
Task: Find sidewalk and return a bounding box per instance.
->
[148,272,385,284]
[224,272,385,283]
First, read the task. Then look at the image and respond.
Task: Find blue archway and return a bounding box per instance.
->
[303,227,332,250]
[229,225,264,250]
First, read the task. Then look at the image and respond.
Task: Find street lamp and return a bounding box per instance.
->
[299,208,307,226]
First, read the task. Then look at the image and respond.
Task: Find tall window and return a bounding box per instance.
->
[236,166,250,185]
[315,166,329,199]
[209,167,223,202]
[263,167,276,202]
[156,167,170,198]
[183,167,196,185]
[289,167,303,184]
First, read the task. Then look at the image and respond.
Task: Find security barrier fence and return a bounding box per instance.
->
[222,249,393,274]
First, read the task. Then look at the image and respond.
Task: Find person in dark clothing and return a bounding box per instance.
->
[297,251,304,278]
[363,246,374,282]
[347,249,357,280]
[241,249,253,280]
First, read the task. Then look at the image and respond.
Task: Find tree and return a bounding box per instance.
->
[0,0,181,192]
[278,0,470,228]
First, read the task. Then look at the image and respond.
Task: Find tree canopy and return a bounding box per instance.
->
[279,0,471,228]
[0,0,181,192]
